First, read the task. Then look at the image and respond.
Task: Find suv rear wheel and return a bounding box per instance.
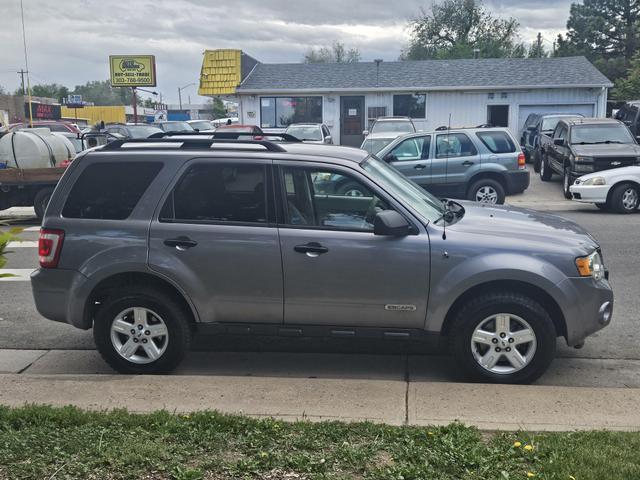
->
[539,154,552,181]
[450,292,556,384]
[467,179,505,205]
[93,287,191,374]
[609,183,639,213]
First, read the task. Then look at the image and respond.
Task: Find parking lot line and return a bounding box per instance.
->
[23,227,40,232]
[6,241,38,248]
[0,269,34,282]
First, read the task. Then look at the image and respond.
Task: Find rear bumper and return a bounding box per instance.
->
[569,184,610,204]
[503,169,530,194]
[31,268,88,329]
[556,276,614,346]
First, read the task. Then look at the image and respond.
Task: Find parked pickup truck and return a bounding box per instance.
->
[520,113,583,172]
[539,118,640,198]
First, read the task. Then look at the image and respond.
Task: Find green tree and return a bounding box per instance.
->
[208,97,227,119]
[143,97,156,108]
[304,41,361,63]
[29,83,69,103]
[402,0,524,60]
[613,52,640,99]
[556,0,640,82]
[0,84,6,95]
[71,80,141,106]
[527,40,549,58]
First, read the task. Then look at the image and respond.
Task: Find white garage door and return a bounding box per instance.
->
[517,104,595,134]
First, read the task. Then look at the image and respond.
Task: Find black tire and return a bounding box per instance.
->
[608,182,640,214]
[562,167,573,199]
[337,181,368,197]
[467,178,506,205]
[532,149,541,173]
[449,291,556,384]
[33,187,54,220]
[539,153,552,181]
[93,286,192,374]
[595,203,608,211]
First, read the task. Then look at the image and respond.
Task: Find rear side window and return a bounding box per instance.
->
[62,162,162,219]
[160,163,268,224]
[476,131,516,153]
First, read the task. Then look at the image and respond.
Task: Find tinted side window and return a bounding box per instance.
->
[63,162,162,219]
[282,167,390,232]
[436,133,477,158]
[476,131,516,153]
[161,163,267,224]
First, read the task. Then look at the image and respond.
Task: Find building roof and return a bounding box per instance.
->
[237,56,612,93]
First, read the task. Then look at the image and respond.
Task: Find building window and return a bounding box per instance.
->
[393,94,426,118]
[260,97,322,128]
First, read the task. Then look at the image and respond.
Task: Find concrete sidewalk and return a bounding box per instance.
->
[1,349,640,431]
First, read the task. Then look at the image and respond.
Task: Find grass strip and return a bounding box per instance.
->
[0,405,639,479]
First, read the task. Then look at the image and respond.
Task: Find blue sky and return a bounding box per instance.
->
[0,0,573,104]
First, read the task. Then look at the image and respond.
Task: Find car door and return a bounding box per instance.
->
[431,132,478,198]
[148,158,283,324]
[549,123,568,172]
[276,162,430,329]
[387,135,432,187]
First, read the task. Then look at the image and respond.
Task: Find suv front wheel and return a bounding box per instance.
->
[450,292,556,384]
[93,287,192,374]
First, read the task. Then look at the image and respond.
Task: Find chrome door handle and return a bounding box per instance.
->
[414,164,426,170]
[462,161,475,166]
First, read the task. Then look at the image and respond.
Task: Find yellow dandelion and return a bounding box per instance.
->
[428,431,435,436]
[524,445,534,451]
[569,476,576,480]
[513,441,522,448]
[527,473,535,478]
[259,451,268,458]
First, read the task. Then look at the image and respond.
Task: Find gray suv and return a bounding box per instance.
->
[377,127,529,204]
[31,137,613,383]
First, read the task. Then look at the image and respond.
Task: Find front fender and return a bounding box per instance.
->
[425,252,569,333]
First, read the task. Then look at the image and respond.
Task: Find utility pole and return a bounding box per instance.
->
[17,70,27,95]
[553,40,556,56]
[131,87,138,124]
[537,32,542,58]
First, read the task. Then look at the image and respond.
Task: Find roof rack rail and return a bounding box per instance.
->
[148,131,303,142]
[100,137,287,152]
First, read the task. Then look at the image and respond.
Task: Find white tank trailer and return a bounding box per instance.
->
[0,128,75,169]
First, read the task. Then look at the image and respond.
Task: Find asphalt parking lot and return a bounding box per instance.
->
[1,167,638,388]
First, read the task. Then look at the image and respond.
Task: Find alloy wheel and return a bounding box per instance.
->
[475,185,498,204]
[622,187,639,210]
[470,313,537,375]
[110,307,169,364]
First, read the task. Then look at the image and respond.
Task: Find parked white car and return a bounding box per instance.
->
[361,117,416,154]
[570,166,640,213]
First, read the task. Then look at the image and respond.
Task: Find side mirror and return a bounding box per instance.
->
[194,128,200,132]
[384,153,398,163]
[553,138,565,146]
[362,130,369,136]
[373,210,412,236]
[324,135,332,144]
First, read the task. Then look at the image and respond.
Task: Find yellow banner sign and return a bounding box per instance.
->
[109,55,156,87]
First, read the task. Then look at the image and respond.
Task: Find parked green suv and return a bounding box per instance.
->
[376,127,529,204]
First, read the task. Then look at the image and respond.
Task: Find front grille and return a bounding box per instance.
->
[594,157,636,171]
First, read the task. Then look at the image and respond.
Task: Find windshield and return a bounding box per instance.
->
[371,121,415,134]
[286,125,322,141]
[362,138,394,154]
[571,125,635,144]
[159,122,194,132]
[362,156,444,223]
[129,126,163,138]
[541,116,580,131]
[189,121,213,131]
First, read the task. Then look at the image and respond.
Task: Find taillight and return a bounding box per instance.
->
[39,229,65,268]
[517,152,526,169]
[253,135,264,140]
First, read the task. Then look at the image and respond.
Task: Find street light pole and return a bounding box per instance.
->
[178,82,196,112]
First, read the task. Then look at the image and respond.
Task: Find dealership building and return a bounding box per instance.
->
[198,50,612,147]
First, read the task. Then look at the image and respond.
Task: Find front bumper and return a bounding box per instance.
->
[31,268,87,328]
[556,276,614,346]
[569,184,610,204]
[504,169,530,194]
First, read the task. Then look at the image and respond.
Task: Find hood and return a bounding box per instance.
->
[576,165,640,181]
[449,202,598,252]
[571,143,640,157]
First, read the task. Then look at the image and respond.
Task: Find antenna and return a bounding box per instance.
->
[442,113,452,240]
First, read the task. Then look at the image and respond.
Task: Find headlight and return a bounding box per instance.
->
[581,176,606,186]
[576,250,605,281]
[574,156,594,173]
